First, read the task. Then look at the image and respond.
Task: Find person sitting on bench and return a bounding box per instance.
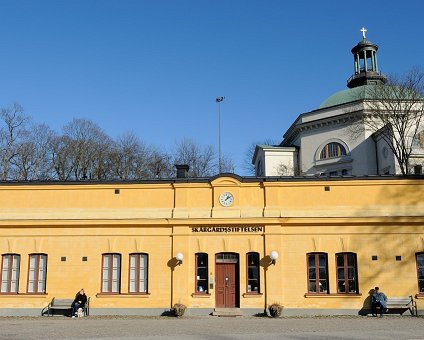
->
[372,286,388,317]
[71,288,87,317]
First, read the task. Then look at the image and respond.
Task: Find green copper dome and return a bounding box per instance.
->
[319,85,373,109]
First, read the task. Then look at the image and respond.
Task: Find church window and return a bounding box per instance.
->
[320,143,347,159]
[413,130,423,148]
[307,253,329,294]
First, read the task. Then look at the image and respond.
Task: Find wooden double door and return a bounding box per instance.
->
[215,253,239,308]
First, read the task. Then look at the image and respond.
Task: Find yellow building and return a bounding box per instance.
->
[0,175,423,316]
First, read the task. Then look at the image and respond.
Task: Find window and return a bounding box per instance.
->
[416,253,424,293]
[320,142,347,159]
[307,253,328,294]
[195,253,208,293]
[336,253,358,294]
[129,253,148,293]
[246,252,260,293]
[414,165,423,175]
[256,159,263,177]
[102,254,121,293]
[413,130,423,148]
[1,254,20,293]
[27,254,47,293]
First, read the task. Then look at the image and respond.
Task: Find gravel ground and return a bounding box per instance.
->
[1,315,424,340]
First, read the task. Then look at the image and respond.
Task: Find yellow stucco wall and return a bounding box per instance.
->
[0,176,423,315]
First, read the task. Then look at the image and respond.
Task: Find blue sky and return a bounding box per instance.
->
[1,1,424,175]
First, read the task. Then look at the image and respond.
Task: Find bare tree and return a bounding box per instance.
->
[109,132,152,180]
[0,103,28,180]
[62,118,111,180]
[173,138,216,177]
[50,134,75,180]
[243,139,278,175]
[357,69,424,175]
[146,147,174,179]
[10,124,55,180]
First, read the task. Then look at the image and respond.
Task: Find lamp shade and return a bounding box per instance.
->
[270,251,279,261]
[176,252,184,262]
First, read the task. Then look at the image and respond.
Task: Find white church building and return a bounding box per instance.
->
[253,29,424,177]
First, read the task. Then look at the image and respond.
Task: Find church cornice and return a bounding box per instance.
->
[282,109,363,146]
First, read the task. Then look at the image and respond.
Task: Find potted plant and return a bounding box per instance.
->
[268,303,283,318]
[172,303,187,317]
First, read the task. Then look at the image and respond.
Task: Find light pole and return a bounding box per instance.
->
[216,96,225,173]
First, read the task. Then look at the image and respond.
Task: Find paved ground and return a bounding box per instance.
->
[1,315,424,340]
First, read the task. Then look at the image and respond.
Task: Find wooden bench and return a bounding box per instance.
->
[42,297,90,317]
[375,296,417,316]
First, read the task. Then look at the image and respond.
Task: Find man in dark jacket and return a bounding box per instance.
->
[71,288,87,317]
[372,286,388,317]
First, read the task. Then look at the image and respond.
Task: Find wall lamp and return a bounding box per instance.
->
[176,252,184,266]
[270,251,279,265]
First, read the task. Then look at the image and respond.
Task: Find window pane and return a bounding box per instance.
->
[319,267,327,279]
[347,254,355,267]
[318,255,326,267]
[348,268,355,279]
[198,267,207,279]
[308,255,315,268]
[338,280,346,293]
[319,280,327,293]
[248,267,259,280]
[337,268,345,280]
[336,255,344,267]
[308,268,316,280]
[418,268,424,280]
[348,280,357,293]
[419,280,424,293]
[417,254,424,267]
[308,280,317,292]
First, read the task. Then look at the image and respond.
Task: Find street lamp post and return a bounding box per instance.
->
[216,96,225,173]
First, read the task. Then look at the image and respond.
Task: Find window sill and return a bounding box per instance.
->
[0,293,48,297]
[415,294,424,299]
[96,293,150,298]
[304,293,362,298]
[242,293,263,298]
[191,293,211,298]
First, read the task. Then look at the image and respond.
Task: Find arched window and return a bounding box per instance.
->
[102,253,121,293]
[1,254,20,293]
[307,253,329,294]
[416,253,424,293]
[28,254,47,293]
[246,252,260,293]
[129,253,148,293]
[195,253,208,293]
[336,253,358,294]
[320,142,347,159]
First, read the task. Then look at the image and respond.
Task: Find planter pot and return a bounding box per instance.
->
[268,304,283,318]
[172,304,186,317]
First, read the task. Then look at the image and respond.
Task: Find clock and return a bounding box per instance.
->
[219,192,234,207]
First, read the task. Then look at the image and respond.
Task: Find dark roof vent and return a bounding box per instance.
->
[175,164,189,179]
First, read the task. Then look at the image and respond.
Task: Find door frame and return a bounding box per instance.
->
[215,252,240,308]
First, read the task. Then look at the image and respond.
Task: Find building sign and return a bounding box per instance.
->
[191,226,263,233]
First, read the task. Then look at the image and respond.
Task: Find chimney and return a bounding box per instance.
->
[175,164,189,179]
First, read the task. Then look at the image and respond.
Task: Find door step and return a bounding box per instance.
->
[212,308,243,317]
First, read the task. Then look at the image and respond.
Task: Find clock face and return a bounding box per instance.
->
[219,192,234,207]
